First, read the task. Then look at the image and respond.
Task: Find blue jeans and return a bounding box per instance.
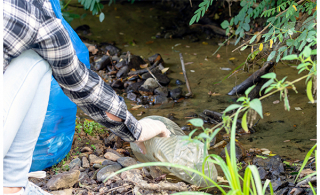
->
[3,50,52,187]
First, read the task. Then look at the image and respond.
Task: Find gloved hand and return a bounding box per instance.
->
[135,118,171,154]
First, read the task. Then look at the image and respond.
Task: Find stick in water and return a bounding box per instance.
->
[179,53,192,97]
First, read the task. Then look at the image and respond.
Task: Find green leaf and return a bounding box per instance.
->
[241,111,249,133]
[306,79,314,103]
[245,85,256,96]
[260,79,274,96]
[249,35,257,44]
[224,104,241,113]
[99,12,105,22]
[189,14,198,25]
[243,23,250,31]
[237,97,246,102]
[311,49,317,55]
[221,20,230,29]
[249,99,263,118]
[282,54,298,60]
[261,72,276,79]
[198,133,210,140]
[230,18,234,26]
[240,45,248,51]
[284,95,290,111]
[302,46,311,58]
[188,118,204,127]
[267,51,276,61]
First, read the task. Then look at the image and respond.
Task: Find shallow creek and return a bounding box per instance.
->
[69,1,316,160]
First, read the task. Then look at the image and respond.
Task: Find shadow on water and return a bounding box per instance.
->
[71,1,316,160]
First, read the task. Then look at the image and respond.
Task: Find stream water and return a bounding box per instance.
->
[69,1,316,160]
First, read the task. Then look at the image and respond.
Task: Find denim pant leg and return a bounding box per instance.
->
[3,50,52,187]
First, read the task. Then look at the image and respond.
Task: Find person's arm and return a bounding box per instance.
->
[32,7,142,142]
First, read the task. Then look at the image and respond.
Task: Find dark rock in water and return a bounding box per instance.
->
[258,167,268,180]
[276,187,290,195]
[124,80,135,88]
[141,68,161,79]
[94,55,111,71]
[151,95,168,104]
[128,55,146,70]
[141,71,171,86]
[112,56,120,63]
[74,24,90,35]
[126,81,144,93]
[115,60,126,70]
[74,24,90,32]
[137,96,148,105]
[105,45,121,56]
[116,66,129,78]
[181,125,191,131]
[148,53,164,64]
[117,157,137,167]
[185,112,198,118]
[175,79,185,85]
[220,142,245,161]
[111,79,124,88]
[127,92,137,101]
[154,87,168,97]
[167,113,177,121]
[138,86,153,96]
[169,87,182,100]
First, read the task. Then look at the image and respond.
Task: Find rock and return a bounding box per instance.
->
[120,169,142,182]
[88,154,105,165]
[292,188,305,195]
[258,167,268,180]
[46,170,80,190]
[154,87,168,97]
[270,179,288,192]
[169,87,183,100]
[141,72,171,86]
[116,66,129,78]
[142,78,159,91]
[181,125,191,131]
[220,142,245,161]
[148,53,164,64]
[124,80,136,88]
[138,86,154,96]
[104,152,121,161]
[136,96,149,105]
[117,157,137,167]
[106,148,123,157]
[111,79,124,88]
[93,164,103,169]
[115,60,126,70]
[151,95,168,104]
[102,160,118,166]
[94,55,111,71]
[267,155,285,176]
[75,25,90,33]
[104,133,118,147]
[95,147,104,156]
[82,157,89,168]
[149,166,163,179]
[128,55,146,70]
[81,147,93,153]
[126,81,144,93]
[79,172,90,184]
[97,163,122,181]
[79,153,88,158]
[69,158,81,170]
[51,189,73,195]
[127,92,137,101]
[175,79,185,85]
[105,45,121,56]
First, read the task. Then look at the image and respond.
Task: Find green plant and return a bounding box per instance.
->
[91,144,96,150]
[75,118,106,136]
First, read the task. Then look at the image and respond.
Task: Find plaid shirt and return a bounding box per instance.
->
[3,0,142,142]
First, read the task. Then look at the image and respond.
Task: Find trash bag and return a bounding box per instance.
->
[30,0,90,172]
[130,116,218,187]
